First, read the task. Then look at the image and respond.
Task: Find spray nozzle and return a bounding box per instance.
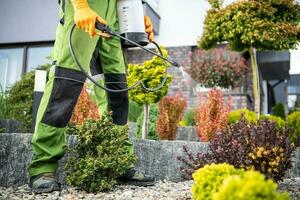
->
[170,61,180,67]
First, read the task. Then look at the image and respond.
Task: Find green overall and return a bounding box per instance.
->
[28,0,134,177]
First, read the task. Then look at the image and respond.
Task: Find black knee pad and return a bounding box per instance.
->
[104,74,129,125]
[41,66,86,128]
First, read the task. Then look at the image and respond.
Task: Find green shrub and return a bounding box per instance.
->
[192,163,244,200]
[272,103,286,120]
[287,111,300,145]
[213,171,290,200]
[6,64,51,132]
[65,116,136,192]
[128,47,172,138]
[228,109,257,124]
[183,108,196,126]
[6,71,35,132]
[260,115,286,129]
[136,104,159,140]
[128,100,143,122]
[0,87,11,119]
[127,47,172,106]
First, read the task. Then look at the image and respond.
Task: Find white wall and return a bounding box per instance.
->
[154,0,209,47]
[290,47,300,75]
[154,0,235,47]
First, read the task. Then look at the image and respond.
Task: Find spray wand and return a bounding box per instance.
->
[69,22,180,93]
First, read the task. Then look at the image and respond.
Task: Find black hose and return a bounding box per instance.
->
[69,24,177,93]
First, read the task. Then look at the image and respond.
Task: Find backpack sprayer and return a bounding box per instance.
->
[69,0,180,93]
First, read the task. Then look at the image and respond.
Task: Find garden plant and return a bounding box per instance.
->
[179,118,295,181]
[195,89,231,141]
[272,103,286,119]
[65,116,136,192]
[127,47,172,139]
[192,163,244,200]
[286,111,300,145]
[70,85,99,126]
[199,0,300,114]
[192,163,290,200]
[136,103,159,140]
[187,46,248,89]
[213,170,290,200]
[156,95,187,140]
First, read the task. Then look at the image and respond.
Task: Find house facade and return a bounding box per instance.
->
[0,0,298,113]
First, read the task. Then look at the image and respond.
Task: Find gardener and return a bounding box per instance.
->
[28,0,155,193]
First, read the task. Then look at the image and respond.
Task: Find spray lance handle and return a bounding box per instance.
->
[95,21,114,35]
[94,21,180,67]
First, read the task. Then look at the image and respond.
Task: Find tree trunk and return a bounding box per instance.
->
[249,47,261,115]
[142,104,150,139]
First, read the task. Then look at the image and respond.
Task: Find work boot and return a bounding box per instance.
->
[118,168,156,186]
[29,173,60,193]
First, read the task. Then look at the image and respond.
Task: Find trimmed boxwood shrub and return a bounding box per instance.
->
[286,111,300,145]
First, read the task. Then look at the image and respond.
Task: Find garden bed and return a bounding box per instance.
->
[0,133,207,187]
[0,131,299,187]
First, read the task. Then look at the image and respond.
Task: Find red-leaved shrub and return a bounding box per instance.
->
[156,95,187,140]
[195,89,231,141]
[186,46,248,89]
[178,118,295,182]
[70,85,99,125]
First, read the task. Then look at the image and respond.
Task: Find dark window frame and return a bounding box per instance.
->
[0,41,54,75]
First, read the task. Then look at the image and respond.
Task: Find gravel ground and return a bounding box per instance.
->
[0,181,193,200]
[1,178,299,200]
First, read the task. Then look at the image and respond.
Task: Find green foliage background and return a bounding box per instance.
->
[128,100,143,122]
[272,103,286,119]
[6,71,35,132]
[286,111,300,144]
[6,64,51,132]
[136,103,159,140]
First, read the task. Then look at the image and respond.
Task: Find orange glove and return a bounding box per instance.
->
[144,16,154,42]
[71,0,109,38]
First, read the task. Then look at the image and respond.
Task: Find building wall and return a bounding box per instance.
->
[125,46,253,110]
[0,0,59,44]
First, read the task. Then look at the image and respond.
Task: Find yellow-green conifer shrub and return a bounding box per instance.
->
[213,171,290,200]
[260,115,286,129]
[287,111,300,145]
[192,163,244,200]
[127,47,172,139]
[127,47,172,105]
[228,109,257,124]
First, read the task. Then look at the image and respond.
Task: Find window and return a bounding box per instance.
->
[27,46,53,72]
[0,48,23,90]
